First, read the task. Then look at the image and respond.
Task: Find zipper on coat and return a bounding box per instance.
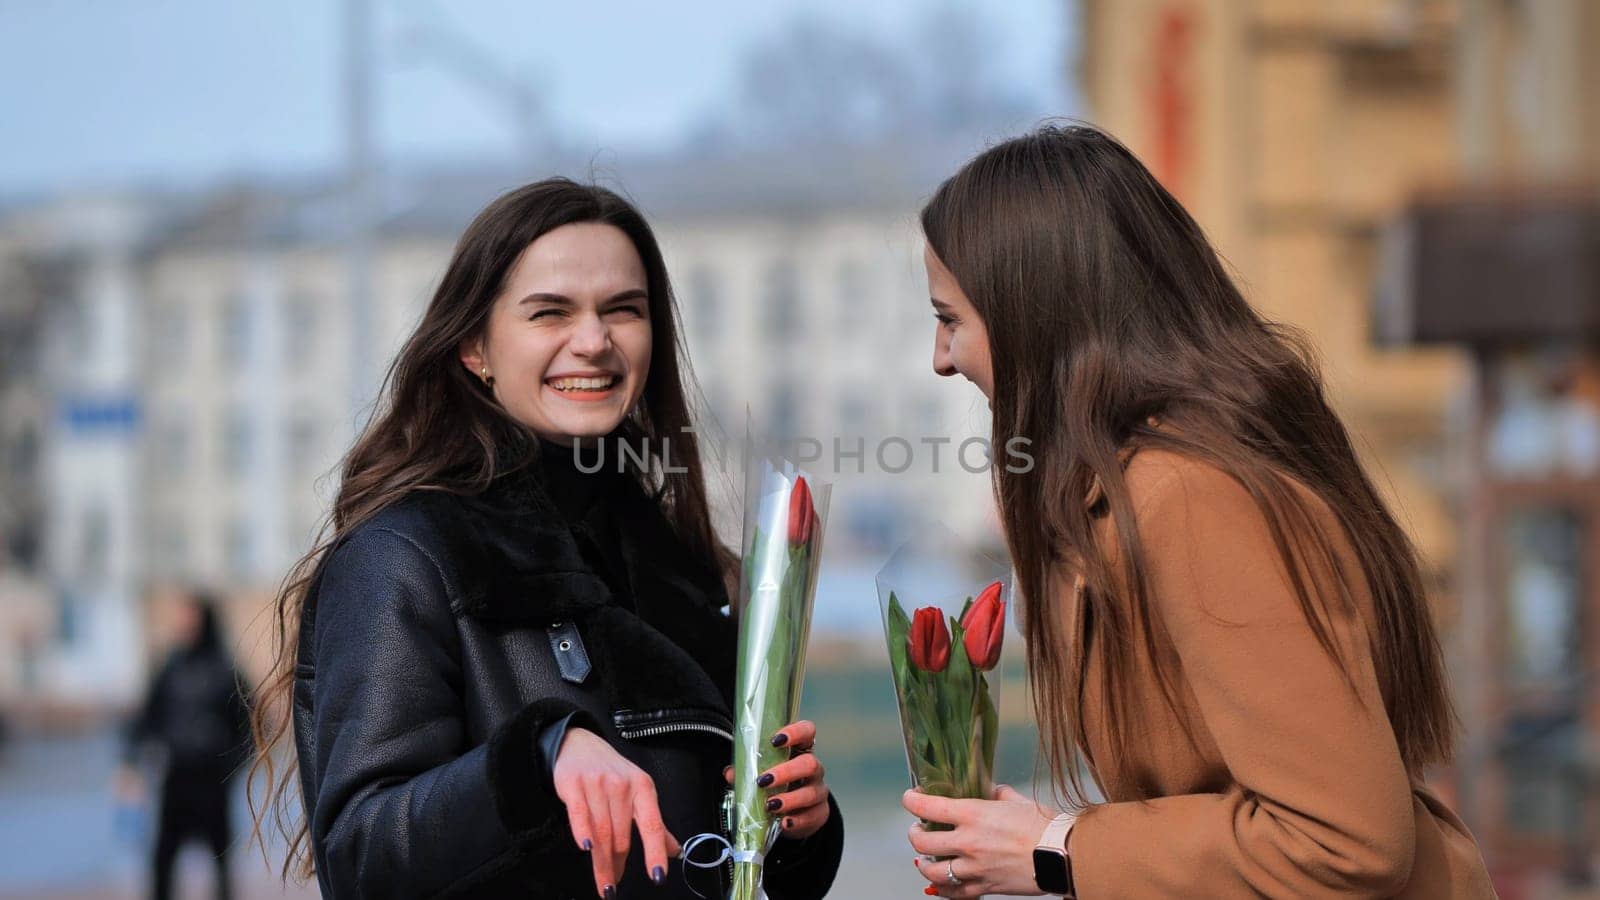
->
[615,719,734,742]
[613,708,734,742]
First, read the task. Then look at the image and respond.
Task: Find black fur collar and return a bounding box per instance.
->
[415,461,739,713]
[414,462,600,622]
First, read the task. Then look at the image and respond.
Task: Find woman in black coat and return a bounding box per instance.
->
[250,180,842,899]
[122,595,252,900]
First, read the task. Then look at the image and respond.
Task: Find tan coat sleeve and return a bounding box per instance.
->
[1068,461,1418,898]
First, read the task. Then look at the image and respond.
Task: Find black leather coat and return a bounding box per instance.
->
[292,458,843,899]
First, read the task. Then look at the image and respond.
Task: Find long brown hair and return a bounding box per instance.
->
[248,178,728,880]
[921,124,1454,806]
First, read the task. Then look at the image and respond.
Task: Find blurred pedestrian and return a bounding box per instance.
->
[119,591,252,900]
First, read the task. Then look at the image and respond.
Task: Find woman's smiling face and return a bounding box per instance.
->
[925,244,994,400]
[460,222,653,445]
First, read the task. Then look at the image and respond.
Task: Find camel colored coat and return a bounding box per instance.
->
[1064,451,1496,898]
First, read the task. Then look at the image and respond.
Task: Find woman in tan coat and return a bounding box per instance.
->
[901,125,1497,898]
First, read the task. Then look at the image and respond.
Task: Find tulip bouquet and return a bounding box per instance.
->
[879,547,1010,824]
[727,460,829,900]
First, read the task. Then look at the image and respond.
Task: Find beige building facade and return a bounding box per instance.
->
[1082,0,1468,570]
[1080,0,1600,892]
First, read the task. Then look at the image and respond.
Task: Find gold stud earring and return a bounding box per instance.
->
[480,366,494,387]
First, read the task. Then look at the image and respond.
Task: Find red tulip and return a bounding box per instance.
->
[787,476,817,547]
[908,606,951,673]
[960,581,1005,670]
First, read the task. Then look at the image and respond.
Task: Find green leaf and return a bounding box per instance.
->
[978,674,999,787]
[941,618,974,787]
[887,593,911,691]
[888,592,910,643]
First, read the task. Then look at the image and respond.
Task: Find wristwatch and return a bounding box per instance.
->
[1033,813,1076,897]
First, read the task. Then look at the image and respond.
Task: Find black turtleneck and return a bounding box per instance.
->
[536,439,634,608]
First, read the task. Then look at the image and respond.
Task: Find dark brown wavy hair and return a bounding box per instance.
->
[248,178,729,880]
[921,124,1454,807]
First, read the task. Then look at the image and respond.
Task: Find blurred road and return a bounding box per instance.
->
[0,729,1037,899]
[0,728,314,900]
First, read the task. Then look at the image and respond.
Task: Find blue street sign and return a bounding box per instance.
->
[57,394,142,435]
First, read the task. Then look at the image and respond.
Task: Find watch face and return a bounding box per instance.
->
[1033,848,1071,894]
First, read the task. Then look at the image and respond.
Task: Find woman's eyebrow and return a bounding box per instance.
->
[518,289,647,306]
[518,292,574,306]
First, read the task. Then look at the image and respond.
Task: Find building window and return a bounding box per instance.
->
[836,259,868,333]
[81,505,109,582]
[148,300,189,375]
[57,590,83,645]
[289,506,324,555]
[154,418,189,478]
[56,296,90,361]
[698,385,728,433]
[685,266,720,343]
[762,260,799,340]
[220,292,251,369]
[1502,507,1583,690]
[222,409,251,477]
[283,292,318,368]
[225,516,253,580]
[846,495,902,551]
[915,396,944,436]
[840,396,868,436]
[153,518,188,576]
[288,415,320,475]
[1488,354,1600,477]
[771,382,800,441]
[1501,711,1582,839]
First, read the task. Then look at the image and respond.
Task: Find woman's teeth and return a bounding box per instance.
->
[550,376,618,392]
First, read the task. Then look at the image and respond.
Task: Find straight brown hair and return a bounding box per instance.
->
[921,124,1454,806]
[248,178,730,880]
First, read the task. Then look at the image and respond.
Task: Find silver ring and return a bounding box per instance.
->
[946,860,961,886]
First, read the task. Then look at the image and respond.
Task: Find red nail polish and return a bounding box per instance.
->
[924,888,939,896]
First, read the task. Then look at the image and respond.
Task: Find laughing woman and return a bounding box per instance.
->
[250,180,842,899]
[902,126,1495,898]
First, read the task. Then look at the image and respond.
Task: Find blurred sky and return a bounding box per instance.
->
[0,0,1073,195]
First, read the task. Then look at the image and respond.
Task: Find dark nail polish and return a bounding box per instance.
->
[766,797,782,812]
[603,886,617,900]
[785,817,795,830]
[651,865,666,885]
[581,838,593,852]
[771,732,789,747]
[756,773,775,788]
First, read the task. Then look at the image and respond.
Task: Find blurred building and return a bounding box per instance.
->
[0,195,163,710]
[0,216,51,707]
[1081,0,1599,893]
[0,143,998,708]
